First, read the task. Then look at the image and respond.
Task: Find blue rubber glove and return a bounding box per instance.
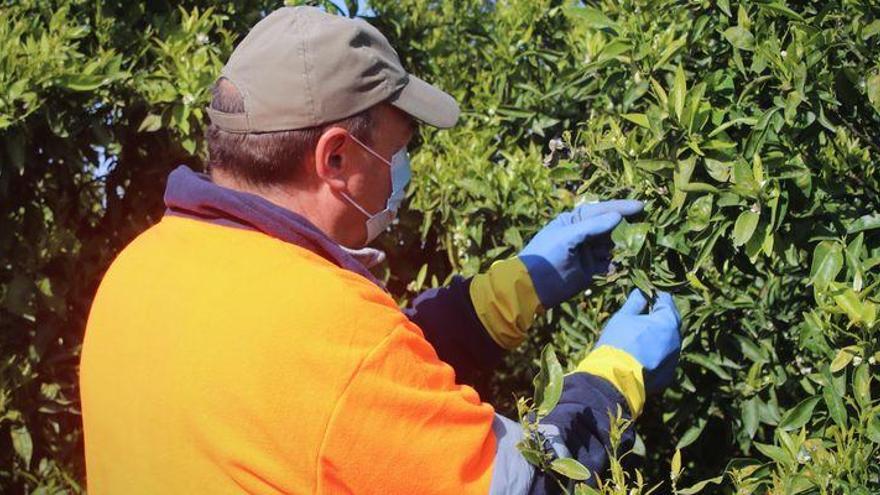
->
[518,200,644,308]
[596,289,682,393]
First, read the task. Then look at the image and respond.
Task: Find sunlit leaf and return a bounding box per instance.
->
[809,241,843,291]
[534,345,563,418]
[10,426,32,469]
[732,211,759,247]
[672,64,687,121]
[723,26,755,51]
[550,457,591,481]
[823,381,847,429]
[778,396,820,431]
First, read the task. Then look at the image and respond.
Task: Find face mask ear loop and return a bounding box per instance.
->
[335,132,386,219]
[347,133,391,167]
[339,191,374,219]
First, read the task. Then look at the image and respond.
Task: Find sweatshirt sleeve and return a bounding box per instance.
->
[403,275,506,382]
[404,257,542,382]
[317,319,635,495]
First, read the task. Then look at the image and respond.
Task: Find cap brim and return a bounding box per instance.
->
[390,75,460,129]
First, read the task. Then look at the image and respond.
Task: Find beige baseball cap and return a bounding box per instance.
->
[206,6,460,133]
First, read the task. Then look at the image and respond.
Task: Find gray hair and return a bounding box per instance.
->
[206,77,373,186]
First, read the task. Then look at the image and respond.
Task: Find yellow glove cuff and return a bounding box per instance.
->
[469,257,541,350]
[574,345,646,418]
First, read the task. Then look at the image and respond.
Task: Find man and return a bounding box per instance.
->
[80,7,680,494]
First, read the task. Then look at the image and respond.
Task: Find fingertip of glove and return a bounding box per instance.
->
[620,288,648,314]
[652,292,681,319]
[617,199,645,215]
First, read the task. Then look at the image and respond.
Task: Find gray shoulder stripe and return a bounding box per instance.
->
[536,423,575,494]
[489,414,535,495]
[488,415,576,495]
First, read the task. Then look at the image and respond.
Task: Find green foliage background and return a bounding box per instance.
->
[2,0,879,493]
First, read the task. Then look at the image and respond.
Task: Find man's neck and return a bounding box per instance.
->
[209,168,364,249]
[211,169,317,226]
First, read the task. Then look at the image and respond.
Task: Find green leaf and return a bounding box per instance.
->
[611,220,649,256]
[732,211,759,247]
[752,154,764,185]
[686,194,713,232]
[734,334,767,363]
[708,117,757,137]
[495,106,535,119]
[550,164,582,182]
[833,290,873,327]
[10,425,32,469]
[518,445,545,467]
[845,233,864,291]
[504,227,524,250]
[846,213,880,234]
[672,65,687,121]
[784,91,802,123]
[777,396,821,431]
[829,346,859,372]
[704,158,731,182]
[853,364,871,410]
[623,80,650,107]
[138,114,163,133]
[758,3,804,21]
[687,353,732,380]
[630,268,656,300]
[723,26,755,51]
[732,160,759,197]
[671,448,682,477]
[863,20,880,39]
[652,35,686,70]
[809,241,843,291]
[181,137,197,154]
[676,417,707,448]
[172,103,190,135]
[683,82,706,132]
[754,442,791,465]
[867,73,880,111]
[748,220,771,261]
[679,182,719,193]
[412,263,428,292]
[650,77,668,107]
[677,476,724,494]
[868,415,880,443]
[550,457,591,481]
[534,345,563,417]
[823,381,847,429]
[742,396,759,438]
[635,159,674,171]
[575,483,603,495]
[622,113,650,128]
[672,157,697,209]
[58,73,107,91]
[568,7,618,32]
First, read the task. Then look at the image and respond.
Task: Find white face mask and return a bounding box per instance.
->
[340,134,412,246]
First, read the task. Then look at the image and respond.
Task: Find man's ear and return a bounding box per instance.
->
[314,127,351,192]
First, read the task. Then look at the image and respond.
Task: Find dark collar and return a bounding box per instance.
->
[163,165,384,288]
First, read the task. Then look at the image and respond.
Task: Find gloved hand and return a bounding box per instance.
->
[518,200,644,308]
[595,289,682,393]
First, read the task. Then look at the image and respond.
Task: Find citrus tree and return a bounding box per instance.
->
[0,1,262,490]
[372,0,880,492]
